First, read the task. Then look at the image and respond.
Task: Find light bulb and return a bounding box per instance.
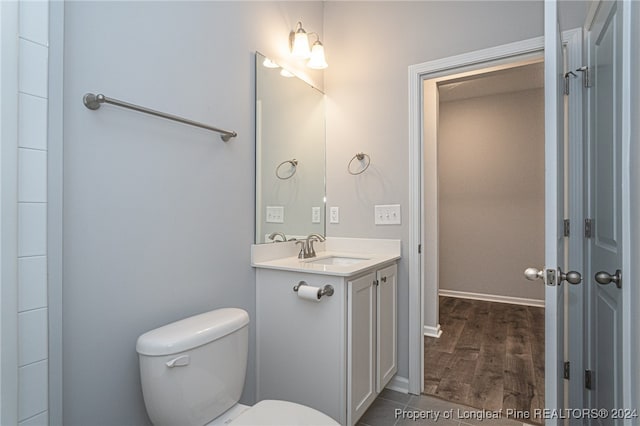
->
[307,41,328,69]
[280,69,295,78]
[262,58,279,69]
[291,27,311,58]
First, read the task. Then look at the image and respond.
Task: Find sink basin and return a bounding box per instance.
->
[306,256,370,266]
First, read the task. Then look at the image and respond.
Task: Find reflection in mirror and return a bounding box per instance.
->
[255,52,326,244]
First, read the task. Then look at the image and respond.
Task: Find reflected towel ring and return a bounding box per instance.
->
[348,152,371,175]
[276,159,298,180]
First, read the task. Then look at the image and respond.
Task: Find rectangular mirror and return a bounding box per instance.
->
[255,52,326,244]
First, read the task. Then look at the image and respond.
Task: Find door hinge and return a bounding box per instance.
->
[563,219,570,237]
[576,66,592,88]
[585,218,594,238]
[563,361,571,379]
[585,370,593,390]
[564,69,578,95]
[418,244,422,254]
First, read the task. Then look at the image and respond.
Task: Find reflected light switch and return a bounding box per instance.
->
[266,206,284,223]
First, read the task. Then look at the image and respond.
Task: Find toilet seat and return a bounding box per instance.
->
[231,400,340,426]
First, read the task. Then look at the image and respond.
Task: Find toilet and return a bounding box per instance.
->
[136,308,339,426]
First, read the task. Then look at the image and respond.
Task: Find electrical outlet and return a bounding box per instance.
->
[312,207,321,223]
[266,206,284,223]
[330,206,340,224]
[374,204,401,225]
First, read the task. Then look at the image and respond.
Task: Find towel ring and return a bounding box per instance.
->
[276,159,298,180]
[348,152,371,175]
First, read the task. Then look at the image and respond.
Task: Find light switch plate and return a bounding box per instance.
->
[330,206,339,224]
[312,207,321,223]
[266,206,284,223]
[374,204,401,225]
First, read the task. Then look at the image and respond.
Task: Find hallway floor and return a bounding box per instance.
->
[358,389,534,426]
[424,297,545,421]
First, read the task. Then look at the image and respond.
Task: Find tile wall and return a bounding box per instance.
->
[16,1,49,424]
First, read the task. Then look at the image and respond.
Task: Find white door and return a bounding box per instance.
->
[586,1,623,422]
[348,272,377,426]
[376,264,397,392]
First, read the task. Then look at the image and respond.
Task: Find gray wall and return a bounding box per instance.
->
[438,88,545,301]
[62,2,323,425]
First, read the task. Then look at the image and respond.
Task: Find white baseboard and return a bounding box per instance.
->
[385,375,409,394]
[423,324,442,338]
[438,289,545,308]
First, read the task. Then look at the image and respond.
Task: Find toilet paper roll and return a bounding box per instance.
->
[297,285,321,302]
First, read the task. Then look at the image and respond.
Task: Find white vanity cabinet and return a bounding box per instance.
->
[347,264,398,424]
[256,261,398,426]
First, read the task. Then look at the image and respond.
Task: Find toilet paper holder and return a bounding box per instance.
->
[293,281,334,299]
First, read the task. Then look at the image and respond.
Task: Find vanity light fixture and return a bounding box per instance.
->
[307,34,328,70]
[289,21,328,69]
[291,22,311,58]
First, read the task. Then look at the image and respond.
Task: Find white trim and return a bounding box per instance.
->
[407,48,424,396]
[385,375,409,394]
[583,0,600,32]
[626,0,640,416]
[422,325,442,339]
[543,3,563,417]
[620,0,635,418]
[438,289,545,308]
[408,36,545,397]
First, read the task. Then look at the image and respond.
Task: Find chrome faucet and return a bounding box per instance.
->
[296,234,326,259]
[268,232,287,243]
[306,234,326,258]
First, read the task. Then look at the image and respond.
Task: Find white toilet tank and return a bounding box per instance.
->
[136,308,250,426]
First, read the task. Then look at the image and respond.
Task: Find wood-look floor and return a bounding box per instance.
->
[424,297,545,422]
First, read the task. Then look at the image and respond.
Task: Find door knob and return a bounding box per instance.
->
[595,269,622,288]
[559,268,582,285]
[524,267,544,281]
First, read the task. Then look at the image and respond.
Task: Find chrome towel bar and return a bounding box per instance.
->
[83,93,237,142]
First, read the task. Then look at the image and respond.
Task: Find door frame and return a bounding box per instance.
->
[407,33,583,399]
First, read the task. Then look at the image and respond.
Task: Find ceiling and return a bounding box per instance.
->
[438,61,544,102]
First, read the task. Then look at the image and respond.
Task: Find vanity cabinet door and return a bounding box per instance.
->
[376,264,397,392]
[347,272,377,426]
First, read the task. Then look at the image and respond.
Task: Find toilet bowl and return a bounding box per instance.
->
[136,308,339,426]
[208,400,339,426]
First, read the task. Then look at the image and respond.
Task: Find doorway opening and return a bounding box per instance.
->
[423,61,546,416]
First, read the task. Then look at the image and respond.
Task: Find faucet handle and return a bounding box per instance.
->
[295,241,306,259]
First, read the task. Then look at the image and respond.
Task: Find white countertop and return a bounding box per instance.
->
[252,251,400,277]
[251,237,401,277]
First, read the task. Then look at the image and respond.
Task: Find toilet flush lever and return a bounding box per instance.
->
[166,354,190,368]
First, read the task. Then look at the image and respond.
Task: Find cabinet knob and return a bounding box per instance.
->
[380,276,387,283]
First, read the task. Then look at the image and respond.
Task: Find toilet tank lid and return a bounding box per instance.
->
[136,308,249,356]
